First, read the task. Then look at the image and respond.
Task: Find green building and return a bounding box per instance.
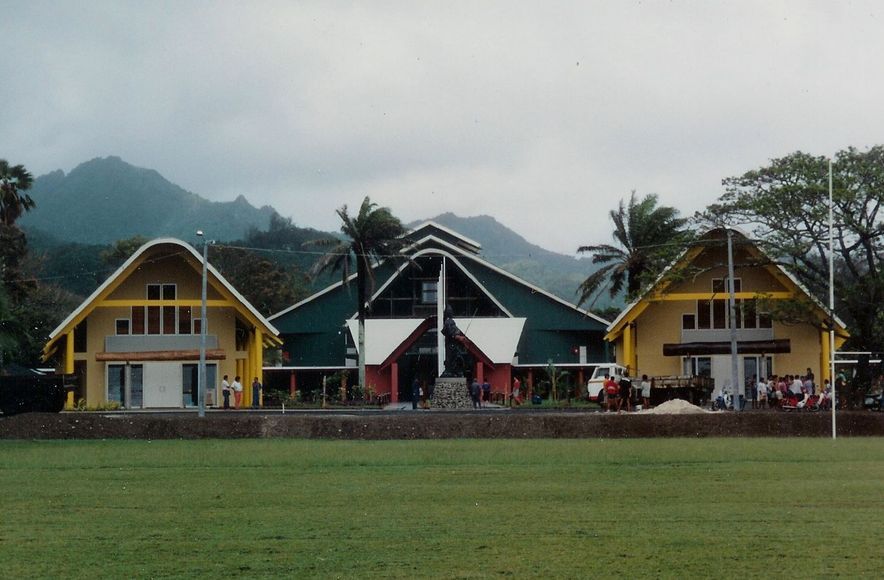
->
[267,222,611,403]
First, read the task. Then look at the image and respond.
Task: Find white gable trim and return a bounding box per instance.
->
[606,227,847,333]
[48,238,279,340]
[271,232,610,327]
[361,247,513,318]
[407,235,610,325]
[406,221,482,252]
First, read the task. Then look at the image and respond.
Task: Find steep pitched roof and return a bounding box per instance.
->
[404,221,482,254]
[605,227,848,340]
[270,232,610,329]
[44,238,280,357]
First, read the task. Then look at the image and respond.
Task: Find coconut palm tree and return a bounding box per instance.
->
[577,192,690,307]
[309,197,408,392]
[0,160,35,226]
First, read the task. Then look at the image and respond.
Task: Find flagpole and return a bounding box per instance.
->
[437,257,446,377]
[829,159,836,439]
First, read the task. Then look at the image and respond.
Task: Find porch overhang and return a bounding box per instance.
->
[663,339,791,356]
[95,349,227,361]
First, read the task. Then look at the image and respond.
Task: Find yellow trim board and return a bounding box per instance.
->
[647,291,793,301]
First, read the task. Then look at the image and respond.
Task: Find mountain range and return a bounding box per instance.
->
[20,157,616,310]
[21,156,276,244]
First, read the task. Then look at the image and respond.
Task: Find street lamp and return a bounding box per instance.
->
[196,230,208,418]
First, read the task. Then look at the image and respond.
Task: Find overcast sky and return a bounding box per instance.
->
[2,1,883,254]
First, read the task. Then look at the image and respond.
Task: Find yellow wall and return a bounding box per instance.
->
[61,245,266,406]
[617,237,828,380]
[106,254,221,301]
[632,300,686,377]
[770,320,822,379]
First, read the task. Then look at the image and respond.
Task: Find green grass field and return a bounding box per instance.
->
[2,438,882,578]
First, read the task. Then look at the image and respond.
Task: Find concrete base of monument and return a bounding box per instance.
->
[432,377,473,409]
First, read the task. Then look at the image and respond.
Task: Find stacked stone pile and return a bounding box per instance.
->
[432,377,473,408]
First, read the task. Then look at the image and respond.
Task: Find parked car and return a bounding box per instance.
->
[0,373,70,415]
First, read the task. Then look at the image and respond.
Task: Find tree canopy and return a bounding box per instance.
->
[697,146,884,351]
[309,197,408,389]
[0,159,35,226]
[577,192,691,307]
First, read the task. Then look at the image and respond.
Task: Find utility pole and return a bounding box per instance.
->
[197,230,208,418]
[727,229,740,411]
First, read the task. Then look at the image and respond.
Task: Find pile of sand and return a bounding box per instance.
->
[641,399,709,414]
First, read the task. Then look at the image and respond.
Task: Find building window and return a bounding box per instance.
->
[178,306,192,335]
[147,306,161,334]
[116,319,130,335]
[759,311,772,329]
[697,300,711,329]
[132,307,145,334]
[162,306,176,335]
[682,314,696,330]
[193,318,202,334]
[742,300,757,329]
[108,364,125,405]
[683,356,712,377]
[162,284,176,300]
[147,284,161,300]
[712,300,726,329]
[421,281,437,304]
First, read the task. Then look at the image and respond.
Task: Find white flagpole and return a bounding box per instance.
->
[829,159,837,439]
[437,257,446,376]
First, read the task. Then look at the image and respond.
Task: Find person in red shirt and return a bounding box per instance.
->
[603,374,619,412]
[511,377,523,406]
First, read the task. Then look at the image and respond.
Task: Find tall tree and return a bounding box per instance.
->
[0,284,18,368]
[0,159,35,226]
[577,192,690,306]
[697,147,884,351]
[209,245,308,316]
[309,197,408,391]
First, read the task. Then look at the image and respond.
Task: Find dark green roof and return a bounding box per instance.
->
[270,232,610,367]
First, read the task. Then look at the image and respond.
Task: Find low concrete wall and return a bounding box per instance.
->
[1,411,883,439]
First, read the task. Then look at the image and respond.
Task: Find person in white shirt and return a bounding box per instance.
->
[757,377,768,408]
[232,376,243,409]
[640,374,652,409]
[221,375,231,409]
[790,375,804,395]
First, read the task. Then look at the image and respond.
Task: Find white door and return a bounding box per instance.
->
[142,363,184,408]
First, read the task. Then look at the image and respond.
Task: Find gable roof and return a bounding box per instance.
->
[605,227,848,339]
[44,238,280,357]
[270,232,610,329]
[404,221,482,254]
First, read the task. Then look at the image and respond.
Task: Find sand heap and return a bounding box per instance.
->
[641,399,709,414]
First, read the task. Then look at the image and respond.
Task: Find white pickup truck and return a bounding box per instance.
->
[585,364,628,404]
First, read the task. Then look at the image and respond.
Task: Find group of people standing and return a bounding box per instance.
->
[602,372,652,412]
[469,378,492,408]
[748,368,822,408]
[220,375,263,409]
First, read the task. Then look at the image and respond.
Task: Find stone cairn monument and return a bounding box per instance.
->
[432,306,474,409]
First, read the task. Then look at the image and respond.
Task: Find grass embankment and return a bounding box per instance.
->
[1,439,882,578]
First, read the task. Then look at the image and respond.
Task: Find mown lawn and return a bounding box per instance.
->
[1,438,882,578]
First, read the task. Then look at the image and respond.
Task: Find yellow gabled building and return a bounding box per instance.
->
[43,238,281,409]
[605,228,848,393]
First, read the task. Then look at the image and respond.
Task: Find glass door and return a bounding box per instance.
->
[129,365,143,408]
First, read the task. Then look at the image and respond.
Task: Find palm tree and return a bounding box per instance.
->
[577,192,689,306]
[0,160,35,226]
[309,197,408,392]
